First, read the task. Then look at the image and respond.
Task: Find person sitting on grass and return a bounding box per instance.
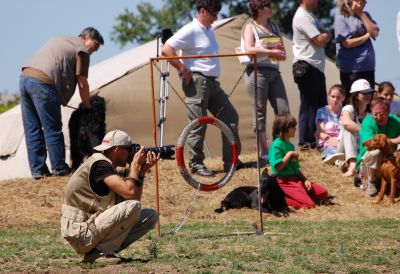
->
[315,84,347,171]
[338,79,373,177]
[269,113,329,209]
[376,81,400,116]
[356,97,400,197]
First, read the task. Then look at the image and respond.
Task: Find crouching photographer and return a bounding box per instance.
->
[61,129,160,264]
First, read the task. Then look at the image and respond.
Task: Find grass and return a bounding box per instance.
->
[0,100,18,114]
[1,220,400,273]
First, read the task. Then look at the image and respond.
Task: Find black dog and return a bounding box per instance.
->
[215,169,289,217]
[68,95,106,171]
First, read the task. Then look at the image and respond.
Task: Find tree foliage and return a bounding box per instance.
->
[111,0,336,58]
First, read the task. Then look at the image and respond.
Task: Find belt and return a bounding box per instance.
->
[192,71,217,80]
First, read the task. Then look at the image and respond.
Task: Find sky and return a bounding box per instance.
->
[1,0,400,94]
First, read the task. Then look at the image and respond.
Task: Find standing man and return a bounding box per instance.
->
[161,0,242,176]
[292,0,332,150]
[19,27,104,179]
[61,129,159,264]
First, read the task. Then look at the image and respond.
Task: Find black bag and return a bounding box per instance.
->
[292,60,310,79]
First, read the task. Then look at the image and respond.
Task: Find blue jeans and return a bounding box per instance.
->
[322,146,338,159]
[19,76,69,177]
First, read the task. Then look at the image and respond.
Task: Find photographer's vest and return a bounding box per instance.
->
[23,36,88,106]
[61,153,115,242]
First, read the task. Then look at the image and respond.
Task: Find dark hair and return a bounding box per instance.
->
[328,84,346,96]
[249,0,270,19]
[348,91,371,116]
[370,97,390,113]
[377,81,395,94]
[79,27,104,45]
[196,0,221,13]
[272,113,297,140]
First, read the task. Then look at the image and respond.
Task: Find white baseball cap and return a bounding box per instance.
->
[93,129,132,151]
[350,79,375,94]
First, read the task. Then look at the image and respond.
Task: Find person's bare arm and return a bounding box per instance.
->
[310,32,332,48]
[275,151,299,171]
[161,43,192,85]
[341,32,370,48]
[350,2,379,38]
[77,76,90,108]
[341,110,360,133]
[104,147,159,200]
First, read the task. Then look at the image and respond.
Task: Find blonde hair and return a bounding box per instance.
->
[337,0,351,17]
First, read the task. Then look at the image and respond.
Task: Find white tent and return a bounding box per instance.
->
[0,15,340,180]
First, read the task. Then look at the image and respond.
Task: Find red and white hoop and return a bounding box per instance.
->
[176,116,238,191]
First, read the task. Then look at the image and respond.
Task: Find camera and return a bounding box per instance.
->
[128,143,175,163]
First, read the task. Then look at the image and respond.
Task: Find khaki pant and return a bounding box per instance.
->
[183,73,241,170]
[62,200,158,254]
[361,149,383,183]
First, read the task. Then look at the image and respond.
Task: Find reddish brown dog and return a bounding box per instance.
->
[363,134,400,206]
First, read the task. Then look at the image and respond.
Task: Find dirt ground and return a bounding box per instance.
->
[2,150,400,273]
[1,150,400,232]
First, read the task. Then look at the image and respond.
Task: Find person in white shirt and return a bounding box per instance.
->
[161,0,242,176]
[292,0,332,150]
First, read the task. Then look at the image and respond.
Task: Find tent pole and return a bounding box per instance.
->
[150,58,161,237]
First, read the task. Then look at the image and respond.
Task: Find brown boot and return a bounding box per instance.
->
[82,248,120,264]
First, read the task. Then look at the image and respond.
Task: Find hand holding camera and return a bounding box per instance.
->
[129,146,161,180]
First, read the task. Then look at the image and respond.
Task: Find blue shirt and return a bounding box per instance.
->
[334,12,377,73]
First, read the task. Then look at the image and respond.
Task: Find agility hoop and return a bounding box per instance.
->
[176,116,238,191]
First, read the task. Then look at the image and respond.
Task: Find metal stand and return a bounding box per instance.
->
[157,60,170,146]
[156,29,173,146]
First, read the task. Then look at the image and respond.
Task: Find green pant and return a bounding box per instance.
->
[183,73,241,170]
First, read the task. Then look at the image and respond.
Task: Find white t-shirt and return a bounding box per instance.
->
[165,18,220,77]
[292,7,325,72]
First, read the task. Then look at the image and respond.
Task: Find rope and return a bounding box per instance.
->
[152,61,247,118]
[160,187,199,237]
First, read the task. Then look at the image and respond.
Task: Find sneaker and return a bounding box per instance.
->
[322,153,345,165]
[334,160,348,173]
[366,182,378,197]
[83,248,120,264]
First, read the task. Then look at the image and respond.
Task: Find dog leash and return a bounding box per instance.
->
[65,105,77,110]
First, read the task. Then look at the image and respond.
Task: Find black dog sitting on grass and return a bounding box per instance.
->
[68,95,106,171]
[215,169,289,217]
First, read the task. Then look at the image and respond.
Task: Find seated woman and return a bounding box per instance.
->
[269,113,328,209]
[376,81,400,116]
[315,85,346,169]
[337,79,373,177]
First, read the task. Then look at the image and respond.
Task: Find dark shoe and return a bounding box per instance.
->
[191,167,215,177]
[353,175,362,188]
[83,248,120,264]
[299,143,316,151]
[53,166,72,176]
[32,171,53,180]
